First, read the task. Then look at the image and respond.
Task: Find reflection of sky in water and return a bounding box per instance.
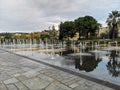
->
[89,57,120,85]
[90,58,109,77]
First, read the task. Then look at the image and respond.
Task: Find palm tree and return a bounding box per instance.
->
[106,10,120,39]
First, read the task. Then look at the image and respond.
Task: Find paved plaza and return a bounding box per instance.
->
[0,49,116,90]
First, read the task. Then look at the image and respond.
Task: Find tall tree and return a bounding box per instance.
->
[59,22,64,40]
[83,16,99,38]
[74,16,99,39]
[106,10,120,39]
[74,17,84,40]
[59,21,75,40]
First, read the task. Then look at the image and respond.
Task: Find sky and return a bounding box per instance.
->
[0,0,120,33]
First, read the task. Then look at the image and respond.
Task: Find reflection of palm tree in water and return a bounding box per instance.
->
[106,50,120,77]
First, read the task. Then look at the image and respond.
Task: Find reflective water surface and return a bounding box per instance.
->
[2,43,120,85]
[64,50,120,76]
[58,49,120,85]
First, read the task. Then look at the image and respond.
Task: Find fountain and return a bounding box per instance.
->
[45,38,48,55]
[39,39,43,54]
[22,39,25,54]
[92,42,95,50]
[73,42,75,53]
[115,41,118,48]
[29,39,33,55]
[10,42,13,52]
[79,42,83,65]
[68,42,91,56]
[33,39,37,48]
[108,42,111,47]
[10,39,15,52]
[59,42,63,56]
[95,42,99,60]
[51,43,55,59]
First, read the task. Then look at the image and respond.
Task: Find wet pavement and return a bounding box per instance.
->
[0,49,116,90]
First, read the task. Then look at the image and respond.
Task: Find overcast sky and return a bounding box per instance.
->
[0,0,120,33]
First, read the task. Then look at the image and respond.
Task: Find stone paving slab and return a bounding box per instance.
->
[46,81,72,90]
[14,82,28,90]
[6,84,18,90]
[22,77,50,90]
[0,82,7,90]
[0,49,115,90]
[4,78,19,84]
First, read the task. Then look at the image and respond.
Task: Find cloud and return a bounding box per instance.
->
[0,0,120,32]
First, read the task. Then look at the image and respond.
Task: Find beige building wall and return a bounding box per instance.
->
[69,32,79,41]
[98,25,120,38]
[98,27,109,36]
[118,24,120,37]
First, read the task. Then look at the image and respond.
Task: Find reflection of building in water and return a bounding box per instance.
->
[106,50,120,77]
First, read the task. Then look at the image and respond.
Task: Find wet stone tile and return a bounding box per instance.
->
[22,77,50,90]
[14,82,28,90]
[69,83,79,88]
[6,84,18,90]
[73,84,88,90]
[23,70,39,78]
[38,73,54,82]
[16,75,28,81]
[4,78,19,84]
[0,72,11,80]
[0,82,7,90]
[45,81,72,90]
